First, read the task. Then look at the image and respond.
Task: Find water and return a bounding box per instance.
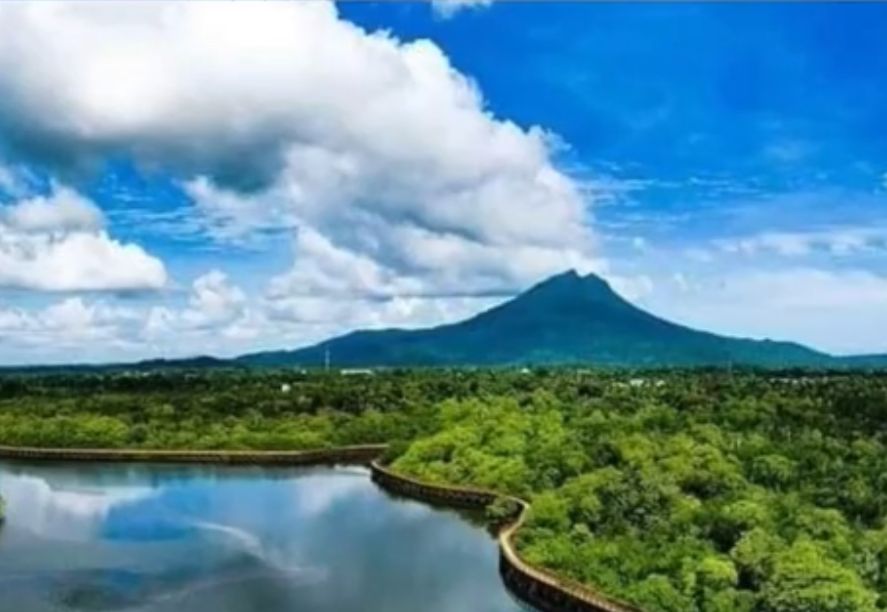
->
[0,461,525,612]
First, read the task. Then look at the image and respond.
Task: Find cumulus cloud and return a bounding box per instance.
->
[137,267,500,361]
[184,176,296,245]
[0,1,597,304]
[0,297,138,351]
[264,290,497,331]
[0,295,177,364]
[0,185,167,292]
[142,270,245,339]
[0,2,619,364]
[3,186,102,233]
[182,269,246,329]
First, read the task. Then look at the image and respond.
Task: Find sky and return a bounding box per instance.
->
[0,1,886,364]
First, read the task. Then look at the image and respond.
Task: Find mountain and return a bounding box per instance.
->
[837,354,887,368]
[0,355,236,374]
[237,270,836,368]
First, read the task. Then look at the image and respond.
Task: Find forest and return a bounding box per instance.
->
[1,367,887,611]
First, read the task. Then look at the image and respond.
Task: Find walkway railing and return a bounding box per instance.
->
[370,461,641,612]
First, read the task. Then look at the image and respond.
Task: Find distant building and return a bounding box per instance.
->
[340,368,374,376]
[280,383,292,393]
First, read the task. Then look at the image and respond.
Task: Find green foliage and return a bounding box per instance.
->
[760,540,877,612]
[2,368,887,611]
[485,496,521,525]
[386,371,887,610]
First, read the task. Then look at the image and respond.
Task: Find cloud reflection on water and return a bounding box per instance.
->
[0,462,521,612]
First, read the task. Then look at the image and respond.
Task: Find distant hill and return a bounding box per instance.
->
[237,270,840,368]
[0,355,235,375]
[836,354,887,368]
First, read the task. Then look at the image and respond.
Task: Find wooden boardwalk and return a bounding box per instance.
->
[370,461,642,612]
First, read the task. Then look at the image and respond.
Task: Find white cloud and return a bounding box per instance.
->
[431,0,493,18]
[142,305,175,341]
[142,270,245,341]
[182,269,246,329]
[608,274,654,302]
[2,3,887,366]
[265,224,601,302]
[715,227,886,259]
[0,1,596,304]
[8,261,887,364]
[184,176,296,245]
[4,186,102,232]
[0,163,40,198]
[647,267,887,355]
[0,297,138,350]
[136,265,501,361]
[0,472,156,539]
[718,232,813,257]
[0,165,19,195]
[0,185,167,292]
[0,3,663,363]
[265,291,496,331]
[267,226,418,301]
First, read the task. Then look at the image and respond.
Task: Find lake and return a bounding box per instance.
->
[0,461,526,612]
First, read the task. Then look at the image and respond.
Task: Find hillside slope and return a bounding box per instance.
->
[238,271,832,368]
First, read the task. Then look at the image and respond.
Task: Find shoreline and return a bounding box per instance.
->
[0,443,639,612]
[0,444,386,465]
[370,461,639,612]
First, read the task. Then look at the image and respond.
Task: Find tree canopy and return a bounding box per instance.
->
[1,367,887,610]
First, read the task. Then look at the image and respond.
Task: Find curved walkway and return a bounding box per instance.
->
[370,461,640,612]
[0,443,641,612]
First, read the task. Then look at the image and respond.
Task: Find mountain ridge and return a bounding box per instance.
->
[3,271,883,371]
[236,270,848,369]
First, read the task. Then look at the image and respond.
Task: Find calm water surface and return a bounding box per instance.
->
[0,461,525,612]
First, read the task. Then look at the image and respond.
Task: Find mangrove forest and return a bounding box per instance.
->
[1,368,887,611]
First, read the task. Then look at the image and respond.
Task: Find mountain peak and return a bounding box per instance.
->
[552,268,582,281]
[239,269,831,368]
[524,269,619,303]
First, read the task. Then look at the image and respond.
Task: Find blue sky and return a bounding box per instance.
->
[0,1,886,364]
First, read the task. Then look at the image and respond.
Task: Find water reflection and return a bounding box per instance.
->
[0,461,523,612]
